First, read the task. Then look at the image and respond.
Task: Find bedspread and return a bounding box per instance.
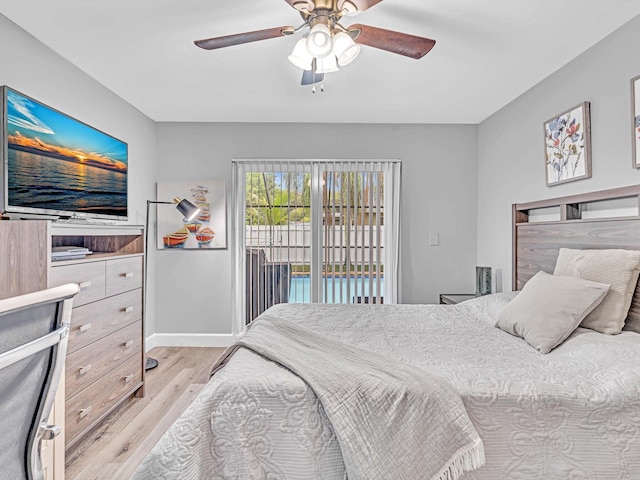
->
[213,314,484,480]
[133,296,640,480]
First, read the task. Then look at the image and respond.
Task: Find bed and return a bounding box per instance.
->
[133,185,640,480]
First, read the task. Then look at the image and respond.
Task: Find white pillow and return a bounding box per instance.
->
[495,271,609,354]
[553,248,640,334]
[463,291,519,325]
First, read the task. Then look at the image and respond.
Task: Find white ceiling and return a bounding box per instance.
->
[1,0,639,124]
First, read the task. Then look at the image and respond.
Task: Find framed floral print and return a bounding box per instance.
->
[633,75,640,169]
[544,101,591,186]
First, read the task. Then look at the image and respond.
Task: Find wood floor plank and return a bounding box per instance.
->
[110,384,207,480]
[68,368,197,479]
[65,346,225,480]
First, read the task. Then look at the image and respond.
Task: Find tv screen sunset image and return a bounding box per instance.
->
[5,88,127,218]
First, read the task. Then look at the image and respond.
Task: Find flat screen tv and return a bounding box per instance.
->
[0,86,128,221]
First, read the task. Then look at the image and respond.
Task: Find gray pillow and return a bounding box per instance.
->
[553,248,640,334]
[495,271,610,354]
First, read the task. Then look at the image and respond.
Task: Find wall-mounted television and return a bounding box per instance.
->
[0,86,128,221]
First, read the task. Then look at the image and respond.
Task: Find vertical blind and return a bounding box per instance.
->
[231,160,401,336]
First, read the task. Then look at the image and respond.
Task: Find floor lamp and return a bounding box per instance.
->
[144,197,201,371]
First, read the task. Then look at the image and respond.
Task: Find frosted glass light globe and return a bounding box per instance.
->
[306,23,333,58]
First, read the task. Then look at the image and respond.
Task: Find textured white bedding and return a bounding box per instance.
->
[134,295,640,479]
[213,315,484,480]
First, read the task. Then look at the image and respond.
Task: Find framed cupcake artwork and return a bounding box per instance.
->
[156,180,227,249]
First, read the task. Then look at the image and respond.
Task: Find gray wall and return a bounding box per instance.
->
[477,15,640,292]
[155,123,478,335]
[0,14,158,330]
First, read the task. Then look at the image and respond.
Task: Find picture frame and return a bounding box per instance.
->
[632,75,640,169]
[544,101,591,186]
[156,180,227,250]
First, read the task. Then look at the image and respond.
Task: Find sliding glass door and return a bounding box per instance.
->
[232,160,401,335]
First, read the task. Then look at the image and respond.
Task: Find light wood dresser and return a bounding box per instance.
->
[0,220,145,480]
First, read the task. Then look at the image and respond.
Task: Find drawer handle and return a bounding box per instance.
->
[124,374,134,383]
[123,306,134,313]
[121,272,134,278]
[79,323,92,333]
[79,364,92,376]
[79,406,92,419]
[123,340,133,348]
[78,281,92,290]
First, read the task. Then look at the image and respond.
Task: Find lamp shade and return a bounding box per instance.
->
[333,32,361,66]
[306,23,333,58]
[315,54,339,74]
[174,197,201,221]
[288,37,313,70]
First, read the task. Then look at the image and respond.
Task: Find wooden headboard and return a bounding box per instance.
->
[513,185,640,291]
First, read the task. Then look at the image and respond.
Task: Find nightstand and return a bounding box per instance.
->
[439,293,476,305]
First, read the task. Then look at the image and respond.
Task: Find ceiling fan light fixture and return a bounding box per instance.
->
[306,23,333,58]
[288,37,314,70]
[195,0,438,88]
[332,31,361,66]
[315,54,339,74]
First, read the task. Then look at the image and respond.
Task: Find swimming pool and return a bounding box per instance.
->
[288,275,384,304]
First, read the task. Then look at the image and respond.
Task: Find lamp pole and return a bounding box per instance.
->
[144,198,200,371]
[144,200,172,371]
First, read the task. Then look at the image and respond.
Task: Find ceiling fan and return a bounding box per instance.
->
[194,0,436,87]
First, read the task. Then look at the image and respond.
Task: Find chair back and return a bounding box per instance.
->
[0,284,78,480]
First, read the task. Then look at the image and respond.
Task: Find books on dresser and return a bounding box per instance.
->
[51,246,92,261]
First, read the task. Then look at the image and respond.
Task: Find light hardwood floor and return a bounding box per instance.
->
[65,346,226,480]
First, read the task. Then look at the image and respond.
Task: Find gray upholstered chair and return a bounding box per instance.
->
[0,283,79,480]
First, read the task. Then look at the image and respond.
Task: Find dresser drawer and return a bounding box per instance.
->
[50,261,106,307]
[65,354,142,447]
[106,256,143,297]
[66,321,141,399]
[68,289,142,354]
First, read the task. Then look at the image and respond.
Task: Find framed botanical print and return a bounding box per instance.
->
[544,101,591,186]
[632,75,640,169]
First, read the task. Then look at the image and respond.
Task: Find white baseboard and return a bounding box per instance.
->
[145,333,234,351]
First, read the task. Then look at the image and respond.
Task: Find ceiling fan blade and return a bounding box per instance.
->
[348,23,435,59]
[301,69,324,85]
[195,26,295,50]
